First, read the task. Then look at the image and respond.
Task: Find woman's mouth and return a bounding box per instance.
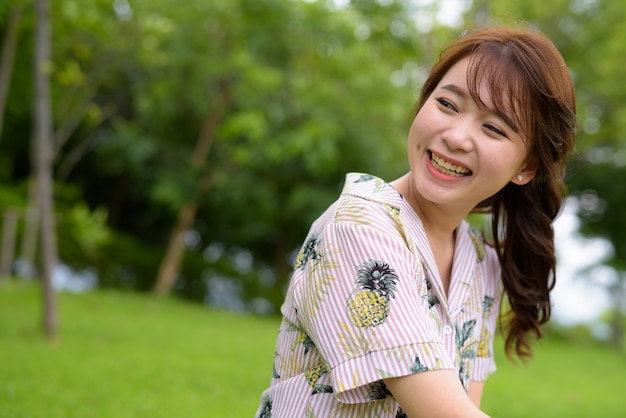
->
[429,152,472,177]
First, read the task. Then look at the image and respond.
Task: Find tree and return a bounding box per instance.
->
[0,1,23,139]
[92,0,433,300]
[0,0,458,314]
[152,79,232,295]
[34,0,57,338]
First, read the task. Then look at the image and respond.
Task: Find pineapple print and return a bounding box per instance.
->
[289,326,315,355]
[347,259,399,328]
[383,202,409,244]
[382,203,401,223]
[305,364,333,395]
[294,232,321,270]
[477,296,495,357]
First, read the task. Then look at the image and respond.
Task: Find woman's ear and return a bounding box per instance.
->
[511,167,537,185]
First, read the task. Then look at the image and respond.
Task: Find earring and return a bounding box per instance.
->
[517,174,523,181]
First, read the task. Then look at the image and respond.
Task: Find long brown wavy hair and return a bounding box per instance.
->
[415,26,577,359]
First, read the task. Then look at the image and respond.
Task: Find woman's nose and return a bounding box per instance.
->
[442,117,474,152]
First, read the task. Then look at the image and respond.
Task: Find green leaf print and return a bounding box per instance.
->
[336,200,370,226]
[461,348,477,361]
[421,294,440,309]
[367,380,392,401]
[482,295,495,315]
[306,405,316,418]
[376,368,396,379]
[272,359,280,379]
[300,245,340,318]
[425,276,433,291]
[396,407,409,418]
[332,397,396,418]
[454,319,478,389]
[295,233,321,270]
[337,321,384,358]
[354,174,376,183]
[287,324,315,355]
[455,319,477,350]
[255,395,272,418]
[352,173,385,191]
[409,353,429,374]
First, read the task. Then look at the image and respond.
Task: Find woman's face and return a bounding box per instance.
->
[405,56,535,213]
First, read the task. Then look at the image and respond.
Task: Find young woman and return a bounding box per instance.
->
[255,26,577,417]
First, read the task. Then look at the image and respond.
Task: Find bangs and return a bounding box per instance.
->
[466,46,531,140]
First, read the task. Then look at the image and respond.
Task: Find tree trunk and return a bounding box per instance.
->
[152,200,198,295]
[18,181,39,279]
[0,208,18,278]
[34,0,58,338]
[0,2,23,140]
[152,80,231,295]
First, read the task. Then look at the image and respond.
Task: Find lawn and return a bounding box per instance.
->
[1,282,624,417]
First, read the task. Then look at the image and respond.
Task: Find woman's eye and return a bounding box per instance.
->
[484,124,507,137]
[436,98,457,111]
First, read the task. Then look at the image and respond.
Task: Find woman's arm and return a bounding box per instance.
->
[468,381,485,408]
[384,370,490,418]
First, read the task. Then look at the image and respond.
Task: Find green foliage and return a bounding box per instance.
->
[1,284,625,417]
[94,231,163,291]
[2,0,452,301]
[3,0,626,324]
[0,183,28,207]
[57,203,110,262]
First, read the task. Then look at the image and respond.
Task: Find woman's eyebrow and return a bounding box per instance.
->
[441,84,466,97]
[440,84,520,133]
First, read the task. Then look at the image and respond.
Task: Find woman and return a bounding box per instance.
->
[255,26,577,417]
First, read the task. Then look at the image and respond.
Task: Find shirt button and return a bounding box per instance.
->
[443,325,453,335]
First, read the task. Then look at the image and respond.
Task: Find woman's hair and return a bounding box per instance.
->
[415,26,577,359]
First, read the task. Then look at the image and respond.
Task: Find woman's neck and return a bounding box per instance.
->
[391,173,468,237]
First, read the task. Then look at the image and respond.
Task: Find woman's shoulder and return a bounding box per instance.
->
[308,173,405,231]
[341,173,403,206]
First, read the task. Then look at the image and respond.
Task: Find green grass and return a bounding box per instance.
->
[0,282,277,417]
[1,282,625,417]
[483,336,626,417]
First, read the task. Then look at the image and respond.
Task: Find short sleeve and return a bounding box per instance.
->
[293,219,456,404]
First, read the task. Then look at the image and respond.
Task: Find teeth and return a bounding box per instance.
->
[430,153,470,177]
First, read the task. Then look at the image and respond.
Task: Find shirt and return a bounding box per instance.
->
[255,173,503,418]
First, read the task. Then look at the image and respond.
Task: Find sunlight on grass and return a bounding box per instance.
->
[0,282,279,417]
[1,281,625,417]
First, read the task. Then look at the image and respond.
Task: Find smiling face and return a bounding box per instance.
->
[404,56,535,214]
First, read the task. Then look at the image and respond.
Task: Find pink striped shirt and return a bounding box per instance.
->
[255,173,502,417]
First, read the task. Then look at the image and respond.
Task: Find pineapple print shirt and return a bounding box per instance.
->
[256,173,503,418]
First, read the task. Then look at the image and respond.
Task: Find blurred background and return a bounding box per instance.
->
[1,0,625,416]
